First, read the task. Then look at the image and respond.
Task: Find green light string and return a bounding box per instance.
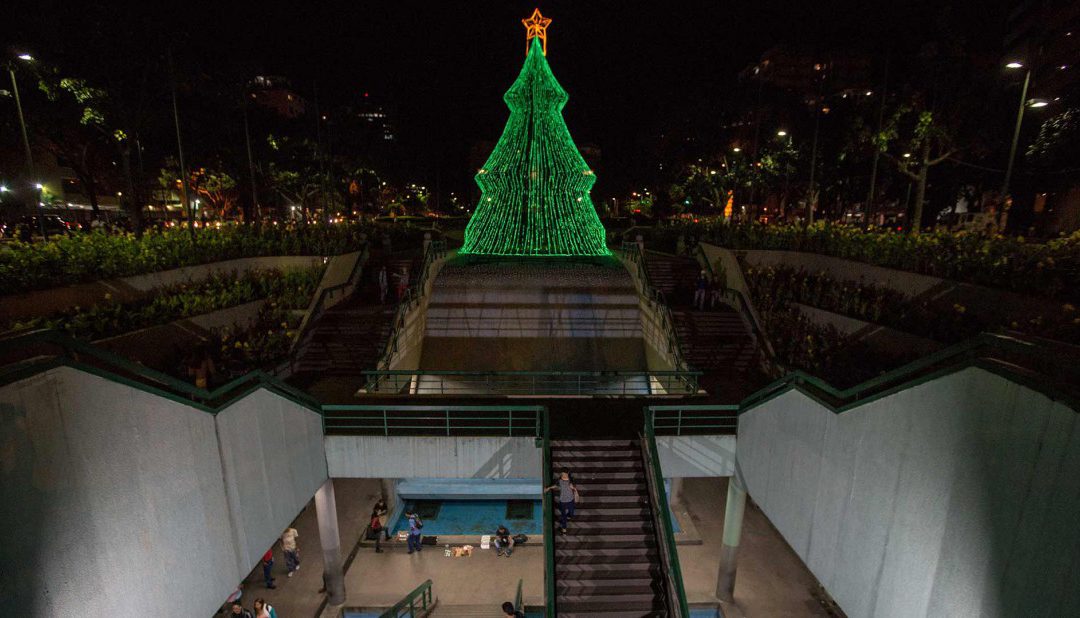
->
[461,37,609,257]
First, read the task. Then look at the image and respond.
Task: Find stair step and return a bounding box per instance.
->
[563,509,652,521]
[556,594,664,612]
[549,450,640,459]
[556,537,656,550]
[552,461,644,470]
[566,471,644,482]
[555,547,659,563]
[558,578,659,593]
[552,439,639,448]
[556,563,659,579]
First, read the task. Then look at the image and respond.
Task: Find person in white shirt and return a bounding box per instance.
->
[281,527,300,577]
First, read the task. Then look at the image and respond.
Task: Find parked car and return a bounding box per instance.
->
[21,215,75,237]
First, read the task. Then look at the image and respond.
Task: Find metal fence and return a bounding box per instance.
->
[362,369,700,396]
[322,404,544,436]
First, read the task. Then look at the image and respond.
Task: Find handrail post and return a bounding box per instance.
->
[383,409,389,437]
[445,408,451,436]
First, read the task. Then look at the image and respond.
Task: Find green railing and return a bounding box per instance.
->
[0,329,321,414]
[650,404,740,435]
[322,404,544,436]
[642,408,690,618]
[514,578,524,614]
[371,240,449,377]
[739,332,1080,414]
[619,242,695,376]
[362,369,700,396]
[541,408,556,618]
[379,579,434,618]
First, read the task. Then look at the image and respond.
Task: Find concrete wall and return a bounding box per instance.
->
[216,388,328,571]
[0,367,327,618]
[325,435,541,479]
[656,435,737,477]
[739,249,944,297]
[737,367,1080,618]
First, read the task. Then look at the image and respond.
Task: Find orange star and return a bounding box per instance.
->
[522,8,552,55]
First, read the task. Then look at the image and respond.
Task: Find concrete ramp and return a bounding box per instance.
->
[420,258,646,372]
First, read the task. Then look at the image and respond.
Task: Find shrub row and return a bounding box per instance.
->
[656,221,1080,301]
[0,222,427,295]
[7,266,324,341]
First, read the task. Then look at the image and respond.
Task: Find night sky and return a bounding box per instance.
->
[6,0,1007,199]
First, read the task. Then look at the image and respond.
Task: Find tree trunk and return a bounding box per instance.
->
[911,140,931,234]
[119,143,144,234]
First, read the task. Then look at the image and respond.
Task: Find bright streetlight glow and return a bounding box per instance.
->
[865,90,873,96]
[0,185,9,192]
[902,153,912,158]
[1005,61,1024,69]
[732,147,741,152]
[1028,99,1049,108]
[34,183,43,189]
[17,53,34,61]
[776,130,787,137]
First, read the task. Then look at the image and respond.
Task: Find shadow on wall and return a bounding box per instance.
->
[472,438,541,480]
[0,403,44,616]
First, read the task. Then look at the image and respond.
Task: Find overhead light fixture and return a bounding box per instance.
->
[1028,99,1049,108]
[777,130,787,137]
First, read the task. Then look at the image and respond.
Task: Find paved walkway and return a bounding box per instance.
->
[676,478,838,617]
[227,479,540,618]
[225,477,834,618]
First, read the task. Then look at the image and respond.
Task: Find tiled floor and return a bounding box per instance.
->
[226,477,832,618]
[675,478,836,617]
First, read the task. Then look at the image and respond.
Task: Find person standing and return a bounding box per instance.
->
[373,497,391,542]
[693,271,708,310]
[253,598,277,618]
[229,602,253,618]
[370,508,386,553]
[393,266,409,301]
[546,472,578,534]
[261,549,276,589]
[377,266,388,304]
[281,527,300,577]
[405,510,423,554]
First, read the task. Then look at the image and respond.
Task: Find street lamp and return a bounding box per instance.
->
[776,130,787,137]
[1002,61,1030,198]
[1028,99,1049,108]
[8,51,46,239]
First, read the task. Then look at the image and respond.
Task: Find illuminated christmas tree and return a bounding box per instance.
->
[461,9,609,257]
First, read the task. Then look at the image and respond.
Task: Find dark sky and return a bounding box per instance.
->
[7,0,1008,199]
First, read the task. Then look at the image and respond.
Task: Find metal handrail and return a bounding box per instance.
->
[370,240,449,378]
[642,409,690,618]
[691,242,782,377]
[290,243,371,355]
[541,408,556,618]
[650,404,740,435]
[514,578,524,614]
[618,242,695,376]
[321,404,545,436]
[362,369,701,396]
[379,579,434,618]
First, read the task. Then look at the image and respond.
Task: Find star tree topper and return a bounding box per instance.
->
[522,8,552,55]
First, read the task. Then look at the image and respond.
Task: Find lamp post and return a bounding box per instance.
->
[7,52,47,240]
[1001,61,1030,199]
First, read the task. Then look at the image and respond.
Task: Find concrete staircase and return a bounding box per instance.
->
[551,439,667,617]
[643,251,762,400]
[291,252,420,379]
[671,308,756,372]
